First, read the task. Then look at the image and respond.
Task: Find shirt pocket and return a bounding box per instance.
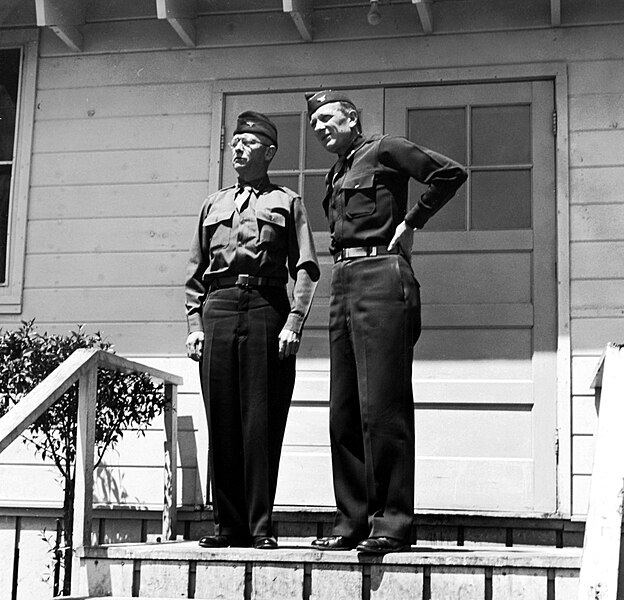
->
[342,172,376,219]
[203,209,235,250]
[256,207,287,250]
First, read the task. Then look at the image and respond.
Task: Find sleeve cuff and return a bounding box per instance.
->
[285,313,304,335]
[187,314,203,334]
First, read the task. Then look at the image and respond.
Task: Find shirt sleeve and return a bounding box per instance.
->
[284,195,320,334]
[184,203,208,334]
[378,136,468,230]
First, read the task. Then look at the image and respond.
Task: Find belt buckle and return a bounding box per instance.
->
[367,247,378,257]
[236,274,252,289]
[349,247,368,259]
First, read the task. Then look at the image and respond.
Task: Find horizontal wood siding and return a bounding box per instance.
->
[568,53,624,516]
[0,10,621,517]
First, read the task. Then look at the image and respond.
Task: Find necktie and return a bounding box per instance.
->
[235,186,252,213]
[332,157,346,187]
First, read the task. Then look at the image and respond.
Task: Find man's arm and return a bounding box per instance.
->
[184,204,209,361]
[379,135,468,231]
[279,195,321,359]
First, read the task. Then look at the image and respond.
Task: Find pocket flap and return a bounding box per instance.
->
[203,209,234,227]
[256,208,286,228]
[341,172,375,190]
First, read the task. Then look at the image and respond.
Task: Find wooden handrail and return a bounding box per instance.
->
[578,343,624,600]
[0,348,183,594]
[0,348,98,453]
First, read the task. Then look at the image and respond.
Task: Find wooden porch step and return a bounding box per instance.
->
[74,540,582,599]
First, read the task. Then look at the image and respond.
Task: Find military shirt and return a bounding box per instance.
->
[323,134,468,253]
[185,177,320,335]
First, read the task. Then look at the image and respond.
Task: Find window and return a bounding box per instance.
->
[0,35,37,313]
[267,112,334,233]
[407,104,532,231]
[0,49,21,284]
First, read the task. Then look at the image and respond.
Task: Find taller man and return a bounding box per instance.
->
[185,111,319,550]
[306,91,467,554]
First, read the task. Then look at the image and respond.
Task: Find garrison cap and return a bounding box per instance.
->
[305,90,357,115]
[234,111,278,146]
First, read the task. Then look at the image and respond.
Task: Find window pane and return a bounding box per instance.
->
[471,170,531,230]
[472,105,531,166]
[303,174,330,232]
[0,49,19,162]
[305,125,335,170]
[408,108,467,165]
[269,174,299,194]
[411,182,467,231]
[269,114,300,171]
[0,165,10,283]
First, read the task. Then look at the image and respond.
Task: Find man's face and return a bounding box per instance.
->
[309,102,358,155]
[230,133,275,181]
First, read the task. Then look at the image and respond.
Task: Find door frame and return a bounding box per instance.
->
[210,62,572,517]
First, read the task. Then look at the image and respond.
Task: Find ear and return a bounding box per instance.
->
[346,108,359,129]
[264,145,277,161]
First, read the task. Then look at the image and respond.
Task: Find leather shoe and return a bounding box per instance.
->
[198,534,249,548]
[357,536,409,554]
[253,536,278,549]
[311,535,357,550]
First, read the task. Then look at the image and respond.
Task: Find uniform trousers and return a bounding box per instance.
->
[329,254,421,542]
[200,285,295,540]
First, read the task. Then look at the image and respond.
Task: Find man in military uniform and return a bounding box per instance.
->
[306,90,467,554]
[185,111,319,550]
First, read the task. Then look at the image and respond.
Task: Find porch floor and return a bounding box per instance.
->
[75,539,582,599]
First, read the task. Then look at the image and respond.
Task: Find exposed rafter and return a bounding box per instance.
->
[34,0,85,52]
[283,0,313,42]
[550,0,561,26]
[156,0,197,47]
[412,0,433,34]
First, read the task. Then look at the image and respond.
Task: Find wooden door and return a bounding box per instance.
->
[385,81,557,513]
[220,80,557,513]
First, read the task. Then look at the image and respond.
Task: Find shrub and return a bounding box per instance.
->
[0,320,166,595]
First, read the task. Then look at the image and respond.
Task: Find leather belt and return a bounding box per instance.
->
[333,246,399,263]
[209,274,286,291]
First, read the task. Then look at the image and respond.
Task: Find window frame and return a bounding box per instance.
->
[0,30,38,313]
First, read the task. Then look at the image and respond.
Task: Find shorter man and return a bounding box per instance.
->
[185,111,319,550]
[306,90,467,553]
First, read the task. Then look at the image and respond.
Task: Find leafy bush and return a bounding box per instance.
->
[0,320,167,595]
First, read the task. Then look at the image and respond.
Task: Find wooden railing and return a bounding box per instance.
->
[578,343,624,600]
[0,348,183,590]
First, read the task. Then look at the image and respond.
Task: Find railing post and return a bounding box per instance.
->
[71,366,97,595]
[578,343,624,600]
[163,382,178,541]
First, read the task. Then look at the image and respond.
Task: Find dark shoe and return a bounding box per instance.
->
[253,536,278,549]
[198,534,249,548]
[356,537,409,554]
[311,535,357,550]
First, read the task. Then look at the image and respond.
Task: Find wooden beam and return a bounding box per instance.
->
[550,0,561,26]
[50,24,83,52]
[412,0,433,34]
[283,0,313,42]
[156,0,197,47]
[35,0,85,51]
